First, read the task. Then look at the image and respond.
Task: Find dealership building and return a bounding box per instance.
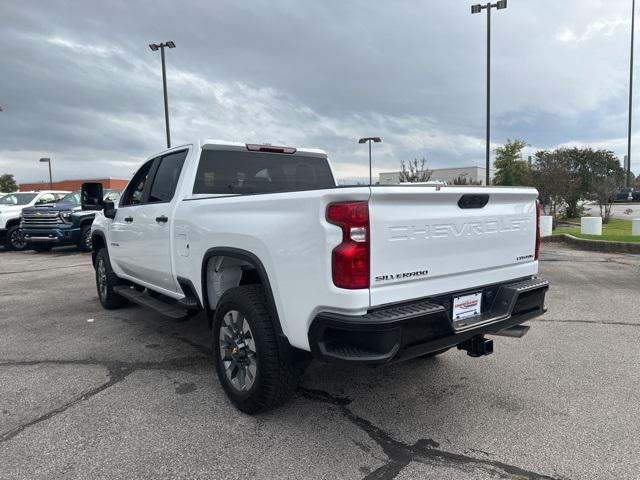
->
[19,177,129,192]
[379,166,491,185]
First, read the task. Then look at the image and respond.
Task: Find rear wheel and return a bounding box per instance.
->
[31,243,53,252]
[212,285,306,414]
[78,226,92,252]
[95,248,128,309]
[5,225,26,251]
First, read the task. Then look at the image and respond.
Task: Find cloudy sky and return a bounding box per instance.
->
[1,0,638,184]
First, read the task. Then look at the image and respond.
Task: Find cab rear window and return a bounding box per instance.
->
[193,150,335,195]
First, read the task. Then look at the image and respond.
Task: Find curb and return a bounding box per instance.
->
[542,234,640,254]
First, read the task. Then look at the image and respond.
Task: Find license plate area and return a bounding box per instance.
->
[452,292,482,329]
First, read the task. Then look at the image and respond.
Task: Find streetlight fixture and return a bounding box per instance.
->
[358,137,382,185]
[471,0,508,186]
[627,0,636,189]
[149,41,176,148]
[39,158,52,189]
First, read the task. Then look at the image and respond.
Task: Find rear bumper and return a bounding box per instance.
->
[309,277,549,365]
[21,227,80,245]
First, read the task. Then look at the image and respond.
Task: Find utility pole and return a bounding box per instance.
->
[149,41,176,149]
[358,137,382,185]
[39,158,52,189]
[471,0,508,185]
[628,0,636,188]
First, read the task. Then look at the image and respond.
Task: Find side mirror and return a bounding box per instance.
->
[81,183,104,210]
[103,200,117,219]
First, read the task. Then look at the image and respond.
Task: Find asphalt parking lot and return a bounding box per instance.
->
[1,244,639,480]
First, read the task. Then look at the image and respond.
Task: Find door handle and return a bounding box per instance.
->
[155,215,168,223]
[124,216,134,223]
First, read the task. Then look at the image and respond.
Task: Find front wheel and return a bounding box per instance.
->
[78,226,92,252]
[95,248,128,309]
[5,225,26,251]
[212,285,306,414]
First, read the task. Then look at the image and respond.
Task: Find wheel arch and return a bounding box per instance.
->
[201,247,284,336]
[5,217,20,229]
[78,216,95,229]
[91,230,107,266]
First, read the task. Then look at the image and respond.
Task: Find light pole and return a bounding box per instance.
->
[628,0,636,189]
[358,137,382,185]
[39,158,52,189]
[149,41,176,149]
[471,0,508,186]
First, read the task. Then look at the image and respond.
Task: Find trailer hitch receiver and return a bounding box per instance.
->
[457,335,493,357]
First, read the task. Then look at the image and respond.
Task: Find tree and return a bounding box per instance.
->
[451,174,482,185]
[492,139,532,186]
[531,147,625,221]
[581,149,625,223]
[0,174,18,193]
[591,176,621,222]
[398,157,432,183]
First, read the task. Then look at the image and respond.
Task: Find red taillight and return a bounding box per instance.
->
[326,201,369,289]
[535,199,541,260]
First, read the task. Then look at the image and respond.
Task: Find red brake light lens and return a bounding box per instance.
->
[535,199,541,260]
[326,201,370,289]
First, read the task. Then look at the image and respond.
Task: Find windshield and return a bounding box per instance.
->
[0,193,38,206]
[59,192,81,205]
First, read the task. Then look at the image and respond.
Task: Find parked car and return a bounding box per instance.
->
[20,189,121,252]
[0,191,69,250]
[613,188,634,202]
[82,140,548,413]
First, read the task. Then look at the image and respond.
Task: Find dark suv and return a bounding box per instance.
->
[21,190,121,252]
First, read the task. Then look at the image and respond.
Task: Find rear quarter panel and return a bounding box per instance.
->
[173,188,371,351]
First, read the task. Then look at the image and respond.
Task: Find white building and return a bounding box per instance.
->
[379,166,491,185]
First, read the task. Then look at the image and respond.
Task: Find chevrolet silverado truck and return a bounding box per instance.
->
[21,190,121,252]
[82,140,548,413]
[0,191,70,250]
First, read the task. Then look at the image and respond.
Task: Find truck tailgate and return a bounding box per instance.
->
[368,186,539,307]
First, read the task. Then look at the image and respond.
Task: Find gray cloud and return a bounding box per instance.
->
[1,0,639,185]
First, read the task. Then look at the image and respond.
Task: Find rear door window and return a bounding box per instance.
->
[193,150,335,195]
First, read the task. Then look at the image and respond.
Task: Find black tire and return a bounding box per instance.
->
[5,225,27,251]
[212,285,306,414]
[94,248,128,309]
[31,243,53,252]
[78,226,92,252]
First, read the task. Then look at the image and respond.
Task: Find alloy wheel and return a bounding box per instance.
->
[10,229,26,250]
[219,310,257,392]
[97,258,108,301]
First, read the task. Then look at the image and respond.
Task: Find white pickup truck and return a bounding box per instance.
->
[82,140,548,413]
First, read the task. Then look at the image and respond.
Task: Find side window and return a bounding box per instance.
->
[54,193,67,200]
[104,191,120,202]
[120,160,154,207]
[36,193,56,204]
[147,150,187,203]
